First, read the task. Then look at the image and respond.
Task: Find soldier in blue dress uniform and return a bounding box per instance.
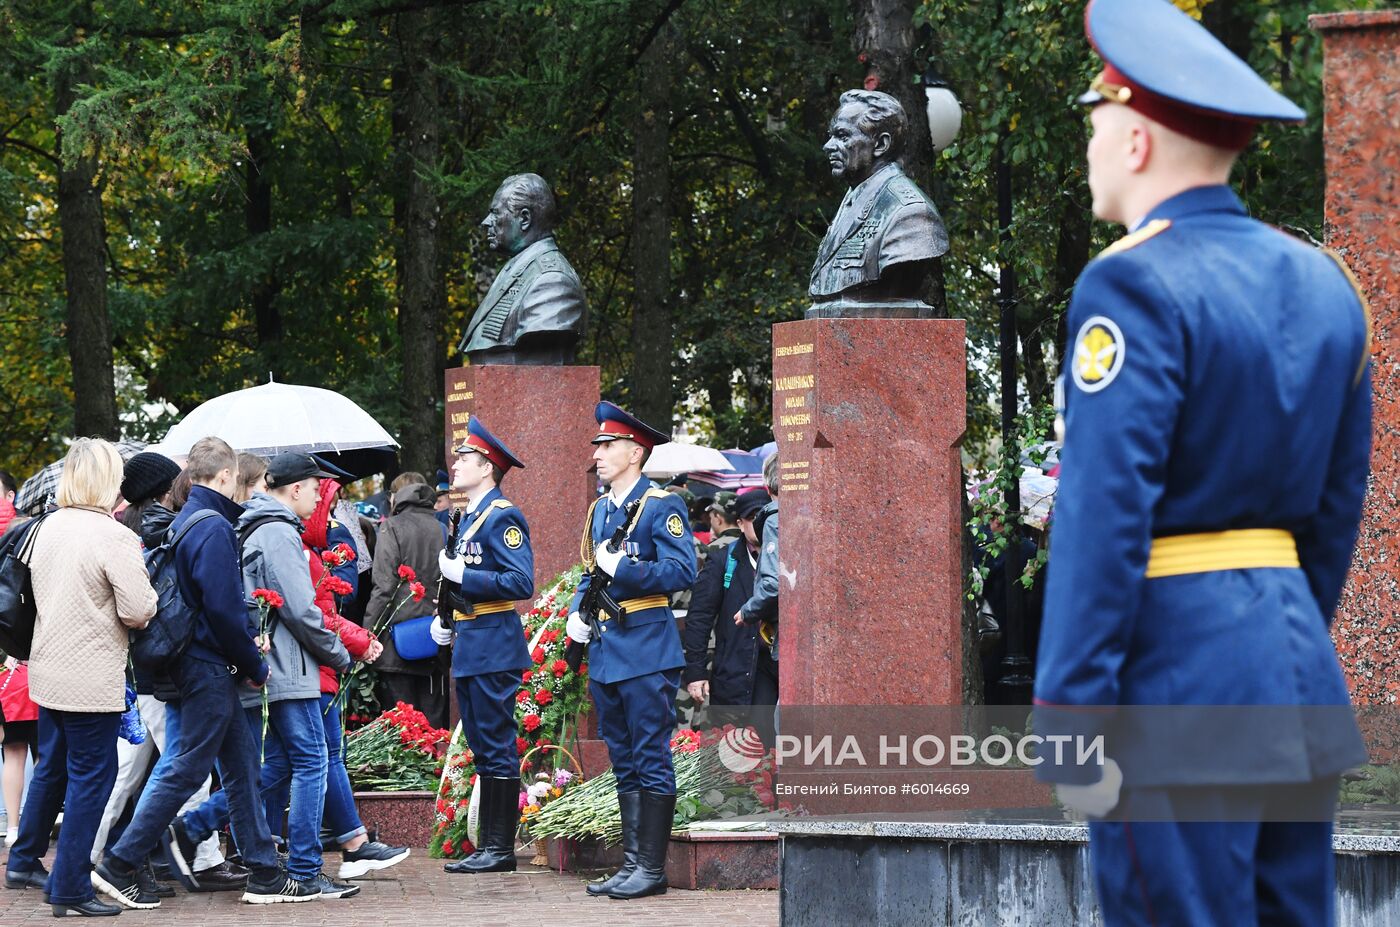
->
[431,416,534,874]
[1033,1,1373,924]
[565,401,697,899]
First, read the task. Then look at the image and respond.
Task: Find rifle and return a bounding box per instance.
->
[437,507,464,630]
[564,498,643,673]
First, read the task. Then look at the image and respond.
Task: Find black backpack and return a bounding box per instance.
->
[129,510,220,671]
[0,515,49,659]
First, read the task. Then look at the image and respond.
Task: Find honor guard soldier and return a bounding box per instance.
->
[431,416,534,874]
[1033,1,1372,924]
[565,402,697,899]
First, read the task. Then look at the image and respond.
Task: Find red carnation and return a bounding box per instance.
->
[535,689,553,706]
[326,576,353,596]
[531,647,546,665]
[517,737,528,755]
[442,839,455,856]
[521,670,534,684]
[409,581,427,602]
[397,564,417,582]
[522,714,541,732]
[334,543,356,563]
[252,588,284,609]
[516,690,530,704]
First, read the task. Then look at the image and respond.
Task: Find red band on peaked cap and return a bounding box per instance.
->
[461,433,511,471]
[594,418,655,449]
[1098,63,1255,151]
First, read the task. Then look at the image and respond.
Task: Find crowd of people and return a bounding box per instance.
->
[0,409,782,915]
[0,437,417,916]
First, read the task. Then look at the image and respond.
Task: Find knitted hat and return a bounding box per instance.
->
[121,452,182,505]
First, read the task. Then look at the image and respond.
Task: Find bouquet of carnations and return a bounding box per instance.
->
[429,727,479,859]
[527,728,775,845]
[343,702,449,791]
[515,567,590,768]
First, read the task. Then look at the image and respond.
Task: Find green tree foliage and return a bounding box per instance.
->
[0,0,1388,478]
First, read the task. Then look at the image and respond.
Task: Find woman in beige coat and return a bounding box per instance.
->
[2,438,157,917]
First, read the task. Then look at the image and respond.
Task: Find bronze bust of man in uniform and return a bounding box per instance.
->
[458,173,587,365]
[808,90,949,319]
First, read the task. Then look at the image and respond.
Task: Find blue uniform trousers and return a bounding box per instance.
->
[589,669,680,793]
[455,672,521,778]
[1089,779,1338,926]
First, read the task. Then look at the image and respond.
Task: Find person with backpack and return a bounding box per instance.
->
[92,437,295,909]
[174,452,354,901]
[3,438,157,918]
[91,450,240,898]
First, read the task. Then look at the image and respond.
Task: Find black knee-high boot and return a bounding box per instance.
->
[605,791,674,899]
[586,792,641,896]
[445,777,519,874]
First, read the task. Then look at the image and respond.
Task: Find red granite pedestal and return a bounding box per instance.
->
[442,365,599,591]
[1309,11,1400,706]
[770,319,968,810]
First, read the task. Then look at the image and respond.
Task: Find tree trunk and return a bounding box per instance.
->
[246,117,282,363]
[852,0,946,315]
[54,66,118,440]
[629,22,674,430]
[393,10,444,476]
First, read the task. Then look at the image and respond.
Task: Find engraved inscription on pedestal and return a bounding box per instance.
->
[773,339,816,494]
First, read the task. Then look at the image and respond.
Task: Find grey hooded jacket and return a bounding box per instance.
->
[238,493,351,707]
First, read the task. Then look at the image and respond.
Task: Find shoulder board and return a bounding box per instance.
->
[489,499,513,513]
[1321,248,1373,387]
[643,488,672,503]
[886,174,926,206]
[1096,219,1171,259]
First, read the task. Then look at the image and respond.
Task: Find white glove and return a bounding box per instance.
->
[1056,757,1123,818]
[438,549,464,584]
[594,543,624,577]
[566,611,591,644]
[430,620,455,647]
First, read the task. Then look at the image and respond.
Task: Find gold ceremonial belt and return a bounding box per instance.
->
[453,600,517,622]
[600,595,670,620]
[1145,529,1299,579]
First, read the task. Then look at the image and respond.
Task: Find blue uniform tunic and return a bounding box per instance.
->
[1033,185,1371,926]
[449,486,534,777]
[571,479,696,792]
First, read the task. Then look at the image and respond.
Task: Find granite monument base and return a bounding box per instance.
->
[770,319,966,812]
[776,811,1400,926]
[443,364,600,592]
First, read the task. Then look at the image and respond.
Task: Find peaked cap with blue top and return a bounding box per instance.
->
[454,415,525,471]
[1078,0,1306,150]
[591,401,669,450]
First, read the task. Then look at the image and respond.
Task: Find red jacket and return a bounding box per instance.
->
[307,543,373,695]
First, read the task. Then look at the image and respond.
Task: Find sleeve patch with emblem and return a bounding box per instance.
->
[1071,315,1126,393]
[503,526,524,549]
[665,513,686,538]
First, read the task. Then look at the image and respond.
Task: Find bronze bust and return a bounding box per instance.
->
[808,90,949,319]
[458,173,587,365]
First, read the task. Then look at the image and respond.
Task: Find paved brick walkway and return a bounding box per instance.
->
[0,853,779,925]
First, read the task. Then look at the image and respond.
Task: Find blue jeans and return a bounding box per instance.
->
[186,698,328,881]
[109,657,278,879]
[7,708,120,905]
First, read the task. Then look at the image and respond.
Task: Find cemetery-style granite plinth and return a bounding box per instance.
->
[1309,10,1400,705]
[353,790,435,847]
[771,319,966,812]
[443,365,600,591]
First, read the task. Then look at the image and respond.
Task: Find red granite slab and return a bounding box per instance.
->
[1310,12,1400,705]
[354,790,436,847]
[443,365,600,593]
[771,319,967,709]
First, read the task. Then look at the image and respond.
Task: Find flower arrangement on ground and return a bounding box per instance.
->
[344,702,450,791]
[515,567,589,771]
[527,728,779,845]
[429,728,479,858]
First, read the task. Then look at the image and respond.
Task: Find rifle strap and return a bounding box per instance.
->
[580,486,672,569]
